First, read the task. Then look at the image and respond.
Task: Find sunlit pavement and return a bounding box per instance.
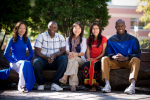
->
[0,88,150,100]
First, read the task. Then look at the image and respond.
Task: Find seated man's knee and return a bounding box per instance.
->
[33,57,43,68]
[131,57,140,62]
[101,56,109,62]
[131,57,139,60]
[58,55,68,63]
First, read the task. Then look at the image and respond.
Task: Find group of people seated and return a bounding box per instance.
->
[0,19,141,95]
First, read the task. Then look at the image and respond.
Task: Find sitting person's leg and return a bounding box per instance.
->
[18,68,28,93]
[69,57,84,91]
[101,56,119,93]
[12,62,27,92]
[10,61,35,93]
[89,61,101,92]
[82,60,101,91]
[124,57,140,94]
[20,61,36,92]
[10,62,28,92]
[51,55,68,91]
[82,61,91,88]
[33,57,49,90]
[60,56,84,91]
[91,61,101,92]
[59,58,76,84]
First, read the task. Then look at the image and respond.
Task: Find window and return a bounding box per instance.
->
[130,18,147,29]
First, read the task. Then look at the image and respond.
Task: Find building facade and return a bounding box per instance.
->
[103,5,150,41]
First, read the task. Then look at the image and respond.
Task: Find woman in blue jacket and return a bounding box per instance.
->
[1,21,35,93]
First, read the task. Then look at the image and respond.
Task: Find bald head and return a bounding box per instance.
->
[48,21,58,28]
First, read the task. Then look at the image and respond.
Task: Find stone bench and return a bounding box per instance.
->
[0,52,150,90]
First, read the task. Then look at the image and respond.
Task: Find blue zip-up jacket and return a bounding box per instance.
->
[105,30,141,61]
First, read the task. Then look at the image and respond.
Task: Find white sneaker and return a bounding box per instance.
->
[124,86,135,94]
[51,83,63,91]
[37,85,44,90]
[101,85,111,93]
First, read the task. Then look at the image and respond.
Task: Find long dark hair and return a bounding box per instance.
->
[69,22,83,44]
[88,22,102,49]
[13,21,28,43]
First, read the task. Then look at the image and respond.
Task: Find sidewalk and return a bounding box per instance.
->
[0,86,150,100]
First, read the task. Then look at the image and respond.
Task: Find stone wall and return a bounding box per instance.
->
[0,51,150,90]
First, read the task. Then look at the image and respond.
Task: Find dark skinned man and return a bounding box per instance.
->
[101,19,141,94]
[33,21,68,91]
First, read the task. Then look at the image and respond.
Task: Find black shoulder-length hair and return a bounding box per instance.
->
[13,21,28,43]
[69,22,84,44]
[88,22,102,49]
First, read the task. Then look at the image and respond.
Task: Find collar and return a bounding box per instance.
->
[18,35,23,40]
[116,30,127,40]
[46,31,57,38]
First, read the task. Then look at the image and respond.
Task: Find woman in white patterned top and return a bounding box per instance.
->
[59,22,87,91]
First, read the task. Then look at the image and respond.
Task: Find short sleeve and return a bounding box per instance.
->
[80,37,87,53]
[87,38,89,45]
[66,37,69,51]
[102,36,107,44]
[34,34,43,48]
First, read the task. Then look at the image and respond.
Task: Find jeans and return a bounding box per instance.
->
[33,55,68,85]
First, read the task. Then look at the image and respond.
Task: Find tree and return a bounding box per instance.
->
[31,0,110,37]
[0,0,31,49]
[136,0,150,36]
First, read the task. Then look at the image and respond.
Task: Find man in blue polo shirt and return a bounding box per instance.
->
[101,19,141,94]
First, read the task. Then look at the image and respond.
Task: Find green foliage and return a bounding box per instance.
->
[140,39,150,49]
[31,0,110,37]
[0,0,31,34]
[0,0,31,49]
[136,0,150,36]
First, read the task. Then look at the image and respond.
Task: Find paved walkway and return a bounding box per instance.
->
[0,87,150,100]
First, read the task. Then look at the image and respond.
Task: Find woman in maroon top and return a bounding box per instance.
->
[82,22,107,91]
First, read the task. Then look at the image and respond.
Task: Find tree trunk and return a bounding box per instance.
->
[62,20,65,37]
[0,31,6,50]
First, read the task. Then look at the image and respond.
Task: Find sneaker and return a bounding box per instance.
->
[37,85,44,90]
[51,83,63,91]
[101,85,111,93]
[124,86,135,94]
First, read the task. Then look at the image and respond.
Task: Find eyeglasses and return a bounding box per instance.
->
[92,28,99,30]
[73,28,81,30]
